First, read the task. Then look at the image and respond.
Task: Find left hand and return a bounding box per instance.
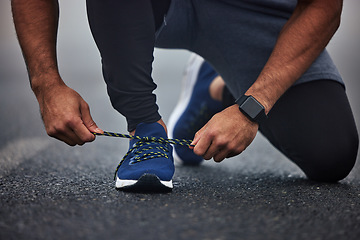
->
[191,104,258,162]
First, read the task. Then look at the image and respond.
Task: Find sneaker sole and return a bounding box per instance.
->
[168,54,205,164]
[115,173,173,193]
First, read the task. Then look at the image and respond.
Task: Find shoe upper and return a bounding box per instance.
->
[171,60,224,165]
[116,123,174,181]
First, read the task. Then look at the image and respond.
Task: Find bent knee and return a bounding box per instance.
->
[299,131,359,182]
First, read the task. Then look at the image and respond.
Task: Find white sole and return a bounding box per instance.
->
[115,174,173,192]
[168,54,205,163]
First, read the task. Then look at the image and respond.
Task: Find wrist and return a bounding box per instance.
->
[31,74,64,98]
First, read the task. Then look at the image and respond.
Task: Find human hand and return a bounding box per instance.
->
[191,104,258,162]
[35,83,102,146]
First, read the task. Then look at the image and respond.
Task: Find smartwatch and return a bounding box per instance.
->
[236,95,267,124]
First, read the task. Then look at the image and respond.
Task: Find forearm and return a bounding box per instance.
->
[11,0,101,145]
[246,0,343,114]
[11,0,63,96]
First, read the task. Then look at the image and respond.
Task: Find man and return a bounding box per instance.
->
[11,0,358,192]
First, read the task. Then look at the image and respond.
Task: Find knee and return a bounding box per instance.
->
[300,131,359,183]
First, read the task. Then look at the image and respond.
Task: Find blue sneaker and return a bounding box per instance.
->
[168,54,224,165]
[115,122,174,192]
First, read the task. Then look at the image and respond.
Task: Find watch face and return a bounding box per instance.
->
[240,96,264,119]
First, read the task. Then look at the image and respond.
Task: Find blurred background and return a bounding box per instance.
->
[1,0,359,148]
[1,3,359,239]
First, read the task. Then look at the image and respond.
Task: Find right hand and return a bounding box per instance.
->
[35,83,102,146]
[191,104,258,162]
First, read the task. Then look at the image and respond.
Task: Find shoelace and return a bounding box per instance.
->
[92,131,194,178]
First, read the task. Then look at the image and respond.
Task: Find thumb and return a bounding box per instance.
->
[81,102,103,134]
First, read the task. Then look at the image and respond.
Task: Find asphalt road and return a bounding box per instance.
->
[1,1,360,239]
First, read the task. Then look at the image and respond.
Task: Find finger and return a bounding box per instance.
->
[213,150,232,163]
[80,102,103,134]
[206,138,242,162]
[65,102,97,143]
[203,134,232,160]
[202,142,220,160]
[70,118,96,143]
[47,124,85,146]
[190,122,208,150]
[216,143,244,161]
[52,130,83,146]
[226,152,239,158]
[193,132,213,158]
[190,129,203,147]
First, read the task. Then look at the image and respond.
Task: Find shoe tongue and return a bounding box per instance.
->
[130,122,167,146]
